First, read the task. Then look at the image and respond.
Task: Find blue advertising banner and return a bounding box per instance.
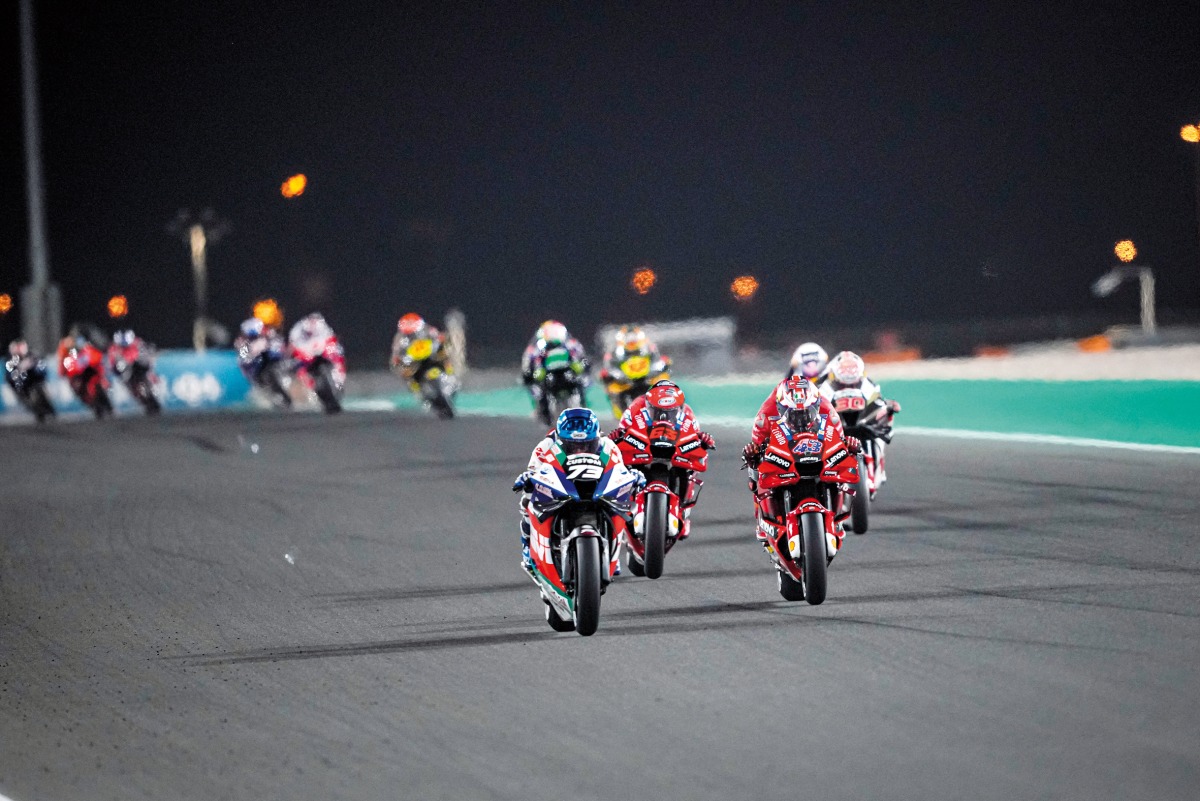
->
[2,349,254,421]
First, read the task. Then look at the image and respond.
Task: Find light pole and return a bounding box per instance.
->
[19,0,62,354]
[1182,123,1200,277]
[167,208,229,353]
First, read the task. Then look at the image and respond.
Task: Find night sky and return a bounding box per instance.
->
[2,1,1199,361]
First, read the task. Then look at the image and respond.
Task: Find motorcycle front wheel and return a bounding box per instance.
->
[850,455,870,534]
[801,511,827,605]
[572,537,602,636]
[643,492,668,580]
[314,363,342,413]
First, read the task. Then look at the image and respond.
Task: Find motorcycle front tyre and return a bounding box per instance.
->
[572,537,602,636]
[314,363,342,413]
[643,492,668,580]
[801,511,827,605]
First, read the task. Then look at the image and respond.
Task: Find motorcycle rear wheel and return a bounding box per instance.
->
[572,538,602,636]
[801,511,827,605]
[850,455,870,534]
[625,550,645,577]
[643,492,668,580]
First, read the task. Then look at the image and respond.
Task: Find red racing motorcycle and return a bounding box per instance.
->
[61,341,113,418]
[616,409,710,579]
[291,334,346,414]
[751,416,859,604]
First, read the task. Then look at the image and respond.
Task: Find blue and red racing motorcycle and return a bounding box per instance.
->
[522,442,642,635]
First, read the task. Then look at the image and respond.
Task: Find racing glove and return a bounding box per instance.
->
[887,399,901,414]
[698,431,716,450]
[608,428,623,441]
[511,472,533,492]
[741,442,763,469]
[845,436,862,454]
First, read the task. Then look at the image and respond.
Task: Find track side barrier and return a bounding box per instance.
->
[0,349,253,420]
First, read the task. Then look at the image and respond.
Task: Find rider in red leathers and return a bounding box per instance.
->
[608,380,716,540]
[742,376,861,552]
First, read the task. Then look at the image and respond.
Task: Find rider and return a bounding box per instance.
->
[106,329,154,377]
[391,313,454,389]
[819,350,901,482]
[785,341,829,383]
[599,325,670,384]
[520,319,590,411]
[607,379,715,539]
[289,312,334,352]
[741,375,861,554]
[511,407,636,575]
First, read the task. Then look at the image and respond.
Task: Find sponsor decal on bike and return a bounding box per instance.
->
[763,451,791,469]
[623,434,646,450]
[794,438,822,454]
[795,455,821,465]
[826,447,849,465]
[678,439,701,453]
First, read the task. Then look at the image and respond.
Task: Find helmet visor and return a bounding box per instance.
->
[559,436,600,455]
[784,405,820,433]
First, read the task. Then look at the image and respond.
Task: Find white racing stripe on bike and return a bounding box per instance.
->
[696,416,1200,455]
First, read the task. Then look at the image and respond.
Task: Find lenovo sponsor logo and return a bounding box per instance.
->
[764,451,791,469]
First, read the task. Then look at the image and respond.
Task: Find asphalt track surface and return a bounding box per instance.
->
[2,411,1198,801]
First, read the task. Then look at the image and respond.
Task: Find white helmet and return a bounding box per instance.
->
[793,342,828,380]
[828,351,866,386]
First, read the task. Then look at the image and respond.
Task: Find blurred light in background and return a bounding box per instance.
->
[0,293,11,315]
[281,174,308,198]
[1114,240,1137,263]
[253,298,284,327]
[631,267,657,295]
[1182,125,1200,144]
[730,275,760,300]
[107,295,128,319]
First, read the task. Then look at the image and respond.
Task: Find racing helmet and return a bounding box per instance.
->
[829,351,866,386]
[613,325,630,348]
[8,339,29,358]
[240,317,265,338]
[299,312,327,338]
[795,342,829,381]
[555,407,601,455]
[623,326,649,355]
[112,329,135,347]
[645,379,685,421]
[776,376,822,433]
[541,321,568,347]
[397,313,425,336]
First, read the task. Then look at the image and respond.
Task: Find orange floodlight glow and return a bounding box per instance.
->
[730,275,760,300]
[281,174,308,198]
[253,298,284,328]
[1181,125,1200,144]
[0,294,11,315]
[107,295,129,319]
[1114,240,1137,263]
[631,268,657,295]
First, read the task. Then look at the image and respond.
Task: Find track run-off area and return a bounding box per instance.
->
[2,410,1199,800]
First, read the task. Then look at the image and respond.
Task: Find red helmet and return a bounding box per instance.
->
[646,380,685,420]
[775,376,821,432]
[397,313,425,336]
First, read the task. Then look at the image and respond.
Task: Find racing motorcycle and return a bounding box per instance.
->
[750,416,859,605]
[533,346,586,427]
[109,346,160,415]
[827,384,893,534]
[291,333,346,414]
[3,355,55,423]
[615,408,709,579]
[395,336,457,419]
[520,443,640,636]
[238,335,293,408]
[61,341,113,418]
[604,353,670,418]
